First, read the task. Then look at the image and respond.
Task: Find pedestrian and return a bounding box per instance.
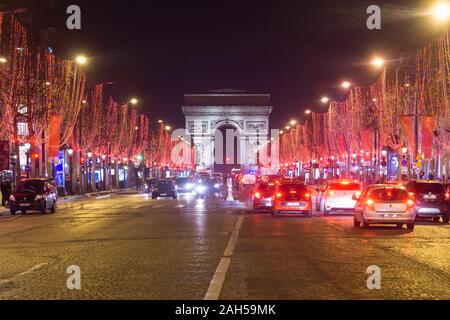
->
[1,179,12,207]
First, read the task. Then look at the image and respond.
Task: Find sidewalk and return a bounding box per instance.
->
[0,187,137,217]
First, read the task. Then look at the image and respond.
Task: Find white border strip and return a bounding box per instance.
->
[204,216,244,300]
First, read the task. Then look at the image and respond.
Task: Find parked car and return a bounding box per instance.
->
[9,178,57,215]
[151,180,177,199]
[353,184,416,230]
[317,180,362,215]
[272,182,312,217]
[252,182,276,210]
[405,180,449,223]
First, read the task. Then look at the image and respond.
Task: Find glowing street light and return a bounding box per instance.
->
[285,126,291,130]
[165,125,172,131]
[0,57,7,64]
[341,81,351,89]
[75,55,88,65]
[321,96,329,103]
[431,2,450,22]
[304,109,312,115]
[158,119,163,123]
[87,149,93,158]
[130,98,138,105]
[371,57,385,68]
[289,120,297,126]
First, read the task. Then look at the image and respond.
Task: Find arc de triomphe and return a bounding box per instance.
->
[182,92,273,173]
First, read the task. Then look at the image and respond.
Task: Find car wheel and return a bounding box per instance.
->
[396,223,403,229]
[172,196,177,200]
[50,201,56,213]
[10,209,16,215]
[353,215,360,227]
[433,217,440,222]
[21,210,26,214]
[151,196,157,199]
[305,210,312,218]
[443,215,450,224]
[406,223,415,230]
[323,208,330,216]
[362,218,369,229]
[271,210,279,216]
[41,203,47,214]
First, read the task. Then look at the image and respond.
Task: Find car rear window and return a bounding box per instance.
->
[158,180,174,186]
[329,183,361,190]
[175,178,189,184]
[411,183,445,194]
[369,188,409,201]
[279,184,307,193]
[257,184,275,193]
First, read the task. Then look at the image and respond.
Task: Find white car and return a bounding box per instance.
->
[318,180,362,215]
[353,184,416,230]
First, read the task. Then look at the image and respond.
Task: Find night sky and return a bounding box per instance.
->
[1,0,443,128]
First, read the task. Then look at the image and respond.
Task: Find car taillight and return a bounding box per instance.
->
[275,192,282,198]
[305,192,311,199]
[254,192,261,199]
[328,190,335,196]
[407,199,414,207]
[366,199,374,209]
[445,193,449,200]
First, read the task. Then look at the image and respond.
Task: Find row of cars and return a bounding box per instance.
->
[252,178,450,230]
[144,175,226,199]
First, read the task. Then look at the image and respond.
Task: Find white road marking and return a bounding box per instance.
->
[204,216,244,300]
[17,263,48,276]
[175,204,185,208]
[96,195,111,200]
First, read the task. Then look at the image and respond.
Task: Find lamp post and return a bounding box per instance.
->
[67,146,74,194]
[24,143,31,178]
[102,154,107,191]
[87,149,92,192]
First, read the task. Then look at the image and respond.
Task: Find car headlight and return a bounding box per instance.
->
[196,185,206,193]
[35,195,43,201]
[185,183,193,190]
[214,183,220,189]
[9,195,15,202]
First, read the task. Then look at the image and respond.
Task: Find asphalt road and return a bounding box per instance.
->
[0,191,449,299]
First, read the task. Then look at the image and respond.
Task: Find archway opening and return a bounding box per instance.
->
[213,125,240,174]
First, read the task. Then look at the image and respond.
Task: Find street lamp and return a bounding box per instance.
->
[0,57,7,64]
[341,81,351,89]
[130,98,138,105]
[401,145,408,154]
[289,120,297,126]
[165,125,171,131]
[304,109,312,115]
[24,143,31,178]
[371,57,385,68]
[321,96,329,103]
[431,2,450,22]
[285,126,291,130]
[75,55,88,65]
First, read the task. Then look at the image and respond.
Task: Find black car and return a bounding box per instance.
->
[151,180,177,199]
[145,178,159,194]
[406,180,449,223]
[9,178,57,215]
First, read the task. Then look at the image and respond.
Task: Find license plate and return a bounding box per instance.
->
[19,203,31,207]
[287,202,305,207]
[160,193,166,196]
[424,195,437,199]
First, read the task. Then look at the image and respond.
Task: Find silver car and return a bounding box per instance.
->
[318,180,362,215]
[353,184,416,230]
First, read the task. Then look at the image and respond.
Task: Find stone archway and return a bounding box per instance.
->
[182,92,273,173]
